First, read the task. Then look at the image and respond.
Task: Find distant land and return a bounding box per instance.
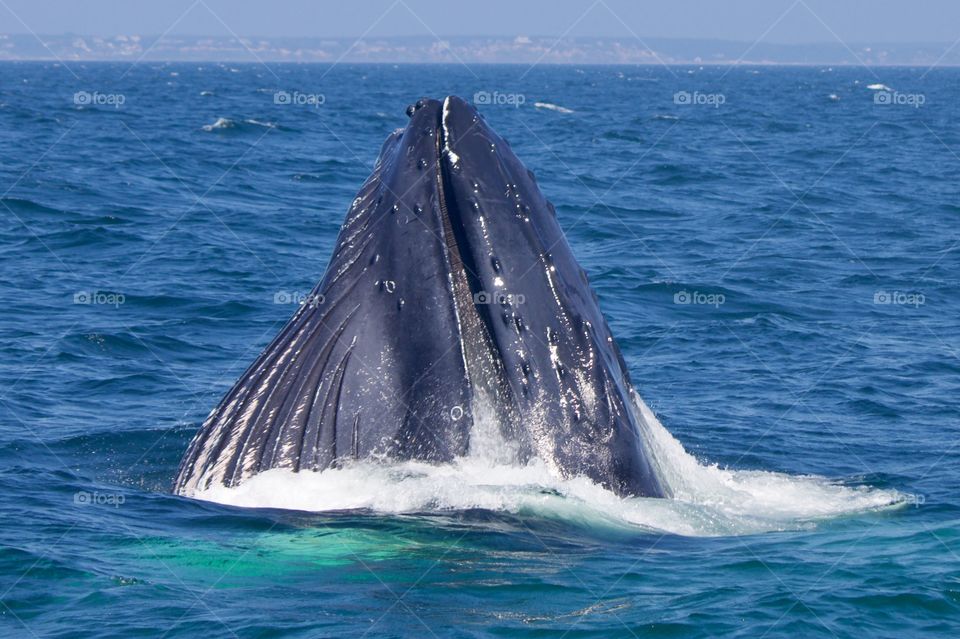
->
[1,34,959,66]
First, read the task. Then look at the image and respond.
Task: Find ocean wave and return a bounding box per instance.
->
[202,117,236,131]
[202,117,279,132]
[246,118,279,130]
[601,130,643,143]
[0,197,69,217]
[535,102,575,114]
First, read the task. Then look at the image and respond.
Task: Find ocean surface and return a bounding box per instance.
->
[0,62,958,637]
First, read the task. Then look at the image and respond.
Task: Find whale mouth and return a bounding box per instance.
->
[430,98,524,457]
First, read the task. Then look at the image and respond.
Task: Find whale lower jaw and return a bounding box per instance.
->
[173,96,665,499]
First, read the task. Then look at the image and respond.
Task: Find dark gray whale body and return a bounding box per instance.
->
[174,96,665,498]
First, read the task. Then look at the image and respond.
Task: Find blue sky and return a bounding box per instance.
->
[1,0,958,43]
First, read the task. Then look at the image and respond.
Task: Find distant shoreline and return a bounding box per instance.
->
[2,59,959,68]
[1,34,959,67]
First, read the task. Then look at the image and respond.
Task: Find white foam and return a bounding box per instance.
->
[244,118,277,129]
[534,102,575,114]
[202,117,277,132]
[202,117,235,131]
[867,83,892,91]
[192,393,903,537]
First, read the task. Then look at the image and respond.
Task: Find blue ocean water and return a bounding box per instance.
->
[0,61,958,637]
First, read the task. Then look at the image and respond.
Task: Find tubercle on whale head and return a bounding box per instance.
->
[404,97,438,118]
[393,97,619,384]
[386,96,551,246]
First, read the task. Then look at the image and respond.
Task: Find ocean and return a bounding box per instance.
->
[0,61,958,637]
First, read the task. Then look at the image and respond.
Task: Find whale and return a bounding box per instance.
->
[174,96,666,499]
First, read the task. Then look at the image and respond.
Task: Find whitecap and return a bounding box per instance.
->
[202,117,235,131]
[534,102,575,114]
[867,83,892,91]
[202,117,278,132]
[244,118,277,129]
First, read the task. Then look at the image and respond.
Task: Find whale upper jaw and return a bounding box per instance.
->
[173,96,665,499]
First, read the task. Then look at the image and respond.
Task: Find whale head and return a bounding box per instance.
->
[174,96,664,499]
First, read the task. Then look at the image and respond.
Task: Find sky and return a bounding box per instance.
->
[1,0,959,44]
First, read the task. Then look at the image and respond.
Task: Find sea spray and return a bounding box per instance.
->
[195,393,903,537]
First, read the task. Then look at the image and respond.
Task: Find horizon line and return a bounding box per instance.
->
[3,32,959,46]
[2,59,959,68]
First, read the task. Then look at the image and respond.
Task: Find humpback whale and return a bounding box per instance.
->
[174,96,665,498]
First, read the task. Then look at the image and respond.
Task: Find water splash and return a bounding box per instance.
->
[192,392,902,537]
